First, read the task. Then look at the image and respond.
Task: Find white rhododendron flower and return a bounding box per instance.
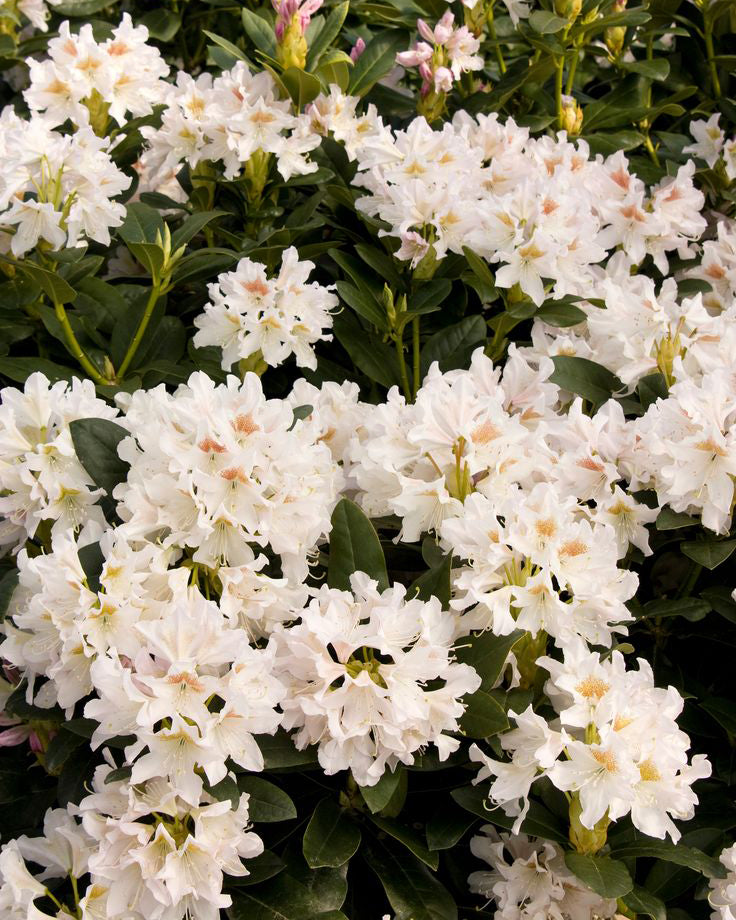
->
[471,638,711,841]
[468,827,617,919]
[0,373,118,553]
[710,842,736,920]
[274,571,481,786]
[193,247,337,371]
[114,370,343,581]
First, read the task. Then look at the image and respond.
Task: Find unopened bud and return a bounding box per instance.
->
[605,0,627,57]
[554,0,582,23]
[569,792,610,855]
[560,94,583,136]
[382,284,396,325]
[277,14,308,69]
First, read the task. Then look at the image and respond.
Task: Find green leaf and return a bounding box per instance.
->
[550,355,623,406]
[44,728,86,774]
[354,243,404,291]
[638,597,710,622]
[369,815,438,869]
[410,279,452,314]
[620,57,670,81]
[0,357,78,385]
[408,552,452,607]
[620,885,666,920]
[335,281,388,330]
[421,315,486,376]
[426,802,477,851]
[236,776,297,822]
[333,313,400,388]
[228,871,338,920]
[450,786,568,844]
[638,372,668,410]
[170,210,226,252]
[303,799,361,868]
[536,299,587,327]
[701,587,736,624]
[460,689,508,739]
[328,498,389,592]
[347,31,405,96]
[140,8,182,41]
[359,768,403,814]
[52,0,117,14]
[69,418,130,496]
[118,202,165,245]
[655,507,695,530]
[564,853,633,899]
[701,697,736,739]
[0,257,76,305]
[0,570,19,622]
[454,630,522,692]
[171,248,239,285]
[281,67,323,108]
[256,729,319,770]
[78,541,104,593]
[529,9,568,31]
[207,776,240,809]
[203,30,249,63]
[228,850,285,887]
[610,839,726,878]
[241,8,277,57]
[681,539,736,570]
[364,837,457,920]
[307,1,349,68]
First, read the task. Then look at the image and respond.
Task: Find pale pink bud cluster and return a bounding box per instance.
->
[272,0,323,41]
[396,11,483,96]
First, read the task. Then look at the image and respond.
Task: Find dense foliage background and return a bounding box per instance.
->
[0,0,735,919]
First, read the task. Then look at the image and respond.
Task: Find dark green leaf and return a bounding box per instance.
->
[681,539,736,570]
[564,852,633,899]
[333,313,400,388]
[460,689,508,739]
[655,507,695,530]
[170,210,226,251]
[529,9,568,31]
[347,32,405,96]
[450,786,568,844]
[421,315,486,375]
[336,281,388,329]
[0,357,78,385]
[328,498,389,592]
[0,570,19,622]
[359,768,403,814]
[426,802,477,850]
[0,257,76,305]
[701,697,736,739]
[369,815,438,869]
[256,729,319,770]
[550,355,623,406]
[241,9,277,57]
[204,30,249,63]
[638,372,668,410]
[408,553,452,607]
[638,597,710,621]
[118,202,165,245]
[237,776,298,822]
[364,837,457,920]
[78,541,104,593]
[536,299,587,327]
[44,728,86,773]
[621,885,666,920]
[701,587,736,624]
[69,418,130,495]
[454,630,522,692]
[140,8,181,40]
[306,1,349,67]
[621,58,670,81]
[228,850,285,887]
[410,279,451,314]
[303,799,361,868]
[611,839,726,878]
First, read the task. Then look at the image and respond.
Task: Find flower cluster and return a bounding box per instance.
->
[343,110,705,294]
[0,373,118,553]
[468,827,617,919]
[710,842,736,920]
[24,15,169,130]
[193,247,337,371]
[471,638,711,843]
[273,572,481,786]
[0,108,130,256]
[396,11,483,106]
[138,61,321,197]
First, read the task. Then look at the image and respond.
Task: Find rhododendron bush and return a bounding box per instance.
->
[0,1,735,919]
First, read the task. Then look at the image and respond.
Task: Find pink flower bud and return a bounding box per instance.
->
[350,37,366,62]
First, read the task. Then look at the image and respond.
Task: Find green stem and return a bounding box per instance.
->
[486,7,506,75]
[555,55,565,129]
[644,133,661,168]
[53,297,107,385]
[565,47,578,94]
[117,281,165,380]
[394,333,412,402]
[412,316,421,398]
[704,16,722,98]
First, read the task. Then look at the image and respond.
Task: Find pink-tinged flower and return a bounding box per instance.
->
[272,0,323,40]
[396,41,433,68]
[350,37,366,62]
